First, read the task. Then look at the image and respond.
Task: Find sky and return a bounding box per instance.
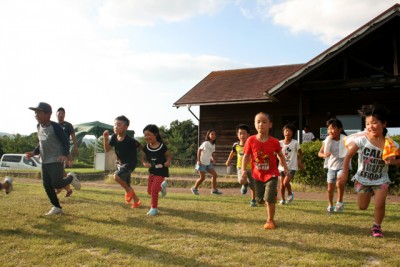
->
[1,0,398,136]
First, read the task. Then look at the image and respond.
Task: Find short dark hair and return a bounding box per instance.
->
[326,118,346,135]
[57,107,65,113]
[115,115,130,126]
[358,104,389,123]
[255,112,272,122]
[236,124,250,134]
[358,104,389,136]
[282,124,296,134]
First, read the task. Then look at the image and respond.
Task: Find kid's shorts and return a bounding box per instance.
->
[115,164,132,186]
[195,163,214,173]
[279,170,296,178]
[327,169,344,183]
[354,180,390,193]
[254,177,278,204]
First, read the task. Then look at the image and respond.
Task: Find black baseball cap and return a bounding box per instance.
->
[29,102,52,114]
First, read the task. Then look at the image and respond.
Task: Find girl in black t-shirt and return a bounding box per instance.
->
[141,124,172,216]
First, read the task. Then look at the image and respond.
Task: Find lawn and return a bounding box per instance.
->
[1,180,399,267]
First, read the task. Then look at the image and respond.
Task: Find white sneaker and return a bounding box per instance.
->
[147,208,158,216]
[4,176,13,194]
[45,206,63,215]
[68,172,81,190]
[287,193,294,203]
[160,180,167,197]
[279,200,286,205]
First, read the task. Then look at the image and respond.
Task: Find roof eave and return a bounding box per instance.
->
[173,98,277,108]
[267,4,400,96]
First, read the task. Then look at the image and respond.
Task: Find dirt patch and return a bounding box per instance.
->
[13,177,400,204]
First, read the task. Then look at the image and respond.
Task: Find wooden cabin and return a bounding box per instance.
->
[174,4,400,169]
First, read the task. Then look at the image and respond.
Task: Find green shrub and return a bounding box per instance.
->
[295,141,326,186]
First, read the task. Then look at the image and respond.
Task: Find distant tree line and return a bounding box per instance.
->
[0,119,198,168]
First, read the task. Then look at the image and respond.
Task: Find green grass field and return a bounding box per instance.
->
[1,180,399,266]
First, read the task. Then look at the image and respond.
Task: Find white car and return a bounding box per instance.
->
[0,154,41,170]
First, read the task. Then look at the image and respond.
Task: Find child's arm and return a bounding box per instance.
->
[384,156,400,165]
[141,150,151,168]
[277,151,289,176]
[164,150,172,167]
[196,147,203,165]
[339,145,358,186]
[103,130,112,152]
[318,142,330,158]
[225,150,236,166]
[211,152,216,164]
[241,154,250,181]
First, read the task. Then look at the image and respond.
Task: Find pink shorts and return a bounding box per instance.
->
[354,180,389,193]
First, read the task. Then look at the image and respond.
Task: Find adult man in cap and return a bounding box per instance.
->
[25,102,81,215]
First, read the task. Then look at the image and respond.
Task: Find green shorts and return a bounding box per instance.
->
[254,177,278,204]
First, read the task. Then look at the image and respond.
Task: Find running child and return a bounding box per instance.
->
[318,118,348,213]
[103,115,141,208]
[191,129,222,195]
[278,124,304,205]
[141,124,172,216]
[242,112,289,230]
[341,104,396,237]
[225,124,256,207]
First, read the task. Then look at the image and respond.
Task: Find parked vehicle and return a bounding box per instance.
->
[0,154,41,170]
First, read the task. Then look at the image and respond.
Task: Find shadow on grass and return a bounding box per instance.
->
[1,222,218,267]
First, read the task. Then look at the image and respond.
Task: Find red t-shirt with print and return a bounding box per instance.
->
[244,135,281,182]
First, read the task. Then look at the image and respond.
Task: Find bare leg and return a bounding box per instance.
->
[327,183,335,207]
[284,175,292,196]
[372,189,388,225]
[336,173,345,203]
[279,175,285,201]
[267,202,275,222]
[208,169,218,190]
[193,171,206,189]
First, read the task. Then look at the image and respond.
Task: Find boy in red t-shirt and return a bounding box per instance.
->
[242,112,289,230]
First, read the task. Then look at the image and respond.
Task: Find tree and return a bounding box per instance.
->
[160,120,198,167]
[0,133,37,154]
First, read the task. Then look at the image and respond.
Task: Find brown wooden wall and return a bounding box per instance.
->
[198,86,400,166]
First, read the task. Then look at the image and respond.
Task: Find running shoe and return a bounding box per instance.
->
[147,208,158,216]
[334,202,344,212]
[68,172,81,190]
[160,180,167,197]
[125,191,134,204]
[327,206,334,213]
[287,192,294,203]
[131,201,141,209]
[241,184,248,195]
[211,189,222,195]
[371,224,384,238]
[4,176,13,194]
[279,200,286,205]
[250,199,256,207]
[191,187,199,195]
[45,206,63,216]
